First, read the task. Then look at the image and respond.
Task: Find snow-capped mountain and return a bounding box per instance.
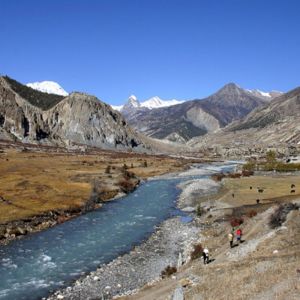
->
[112,95,183,111]
[142,96,183,109]
[26,81,68,96]
[247,89,283,100]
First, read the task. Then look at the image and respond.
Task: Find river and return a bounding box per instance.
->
[0,163,236,300]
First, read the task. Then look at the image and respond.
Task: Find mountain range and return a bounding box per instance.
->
[189,86,300,155]
[0,76,147,151]
[112,95,184,112]
[2,75,298,155]
[118,83,282,143]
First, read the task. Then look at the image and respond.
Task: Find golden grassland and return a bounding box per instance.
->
[0,147,190,224]
[218,175,300,207]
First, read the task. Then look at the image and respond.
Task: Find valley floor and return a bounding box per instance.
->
[0,140,196,245]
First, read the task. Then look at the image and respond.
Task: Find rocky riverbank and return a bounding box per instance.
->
[47,166,224,300]
[47,217,201,300]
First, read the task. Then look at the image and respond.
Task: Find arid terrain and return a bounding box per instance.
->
[118,174,300,300]
[0,140,197,244]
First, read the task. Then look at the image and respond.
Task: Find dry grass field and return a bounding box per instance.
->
[0,145,190,224]
[219,175,300,207]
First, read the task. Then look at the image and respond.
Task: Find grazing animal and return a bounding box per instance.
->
[258,188,264,193]
[291,184,295,188]
[291,189,295,193]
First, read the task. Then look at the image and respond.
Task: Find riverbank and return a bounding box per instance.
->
[118,174,300,300]
[48,166,300,300]
[47,164,226,300]
[0,144,197,246]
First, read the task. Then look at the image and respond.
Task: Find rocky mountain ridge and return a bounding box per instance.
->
[0,76,147,151]
[121,83,279,143]
[189,86,300,156]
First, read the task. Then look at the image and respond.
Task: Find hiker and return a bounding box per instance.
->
[236,228,242,243]
[202,248,209,264]
[228,230,234,248]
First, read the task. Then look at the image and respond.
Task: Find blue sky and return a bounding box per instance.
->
[1,0,299,105]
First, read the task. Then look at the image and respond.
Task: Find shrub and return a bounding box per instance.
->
[190,243,203,260]
[243,161,256,172]
[211,173,225,181]
[247,210,257,218]
[196,205,204,217]
[161,265,177,278]
[230,217,244,227]
[242,170,254,177]
[118,179,136,193]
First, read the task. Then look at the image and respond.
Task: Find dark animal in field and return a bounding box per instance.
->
[256,199,260,204]
[291,184,295,188]
[257,188,264,193]
[291,189,295,193]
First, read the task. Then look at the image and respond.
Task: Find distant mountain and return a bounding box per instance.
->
[0,76,147,151]
[26,81,68,96]
[229,86,300,131]
[119,83,276,143]
[111,95,183,112]
[189,86,300,152]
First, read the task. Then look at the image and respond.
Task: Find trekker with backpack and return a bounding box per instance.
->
[228,230,234,248]
[202,248,209,264]
[236,228,242,243]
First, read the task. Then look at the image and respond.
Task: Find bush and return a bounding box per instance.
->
[230,217,244,227]
[247,210,257,218]
[118,179,136,193]
[196,205,204,217]
[211,173,225,181]
[161,265,177,278]
[243,161,256,172]
[242,170,254,177]
[191,243,203,260]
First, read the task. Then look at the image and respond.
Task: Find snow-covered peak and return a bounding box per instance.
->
[128,95,140,107]
[247,89,283,100]
[141,96,183,109]
[113,95,183,112]
[26,81,68,96]
[111,105,123,111]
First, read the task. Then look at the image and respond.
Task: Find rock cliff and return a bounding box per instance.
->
[0,76,146,151]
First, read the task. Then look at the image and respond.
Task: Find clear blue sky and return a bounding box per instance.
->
[1,0,299,105]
